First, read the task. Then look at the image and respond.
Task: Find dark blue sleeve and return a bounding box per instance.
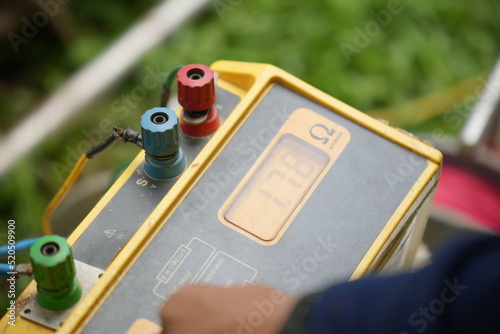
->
[287,235,500,334]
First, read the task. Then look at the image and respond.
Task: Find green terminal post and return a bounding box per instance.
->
[30,235,82,311]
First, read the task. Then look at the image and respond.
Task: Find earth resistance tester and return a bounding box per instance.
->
[1,61,442,333]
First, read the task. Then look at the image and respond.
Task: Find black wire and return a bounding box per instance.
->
[85,133,119,159]
[84,127,143,159]
[121,128,143,149]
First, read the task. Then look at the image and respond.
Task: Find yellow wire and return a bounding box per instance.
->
[367,73,487,128]
[42,154,89,235]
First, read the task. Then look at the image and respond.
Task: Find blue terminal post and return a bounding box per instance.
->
[141,107,186,180]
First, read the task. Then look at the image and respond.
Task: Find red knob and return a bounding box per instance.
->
[177,64,216,112]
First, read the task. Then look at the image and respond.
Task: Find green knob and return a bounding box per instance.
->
[30,235,82,311]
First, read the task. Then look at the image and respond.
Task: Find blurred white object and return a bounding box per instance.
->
[0,0,211,178]
[460,56,500,173]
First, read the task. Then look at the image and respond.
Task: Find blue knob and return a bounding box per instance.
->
[141,108,181,157]
[140,108,186,180]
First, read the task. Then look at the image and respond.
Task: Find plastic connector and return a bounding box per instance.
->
[141,107,186,180]
[178,64,216,111]
[177,64,220,137]
[30,235,82,311]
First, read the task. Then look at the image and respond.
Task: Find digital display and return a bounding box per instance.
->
[219,108,351,244]
[224,135,329,241]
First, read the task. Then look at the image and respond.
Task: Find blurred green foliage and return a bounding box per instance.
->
[0,0,499,316]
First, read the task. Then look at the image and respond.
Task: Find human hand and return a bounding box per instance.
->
[160,285,298,334]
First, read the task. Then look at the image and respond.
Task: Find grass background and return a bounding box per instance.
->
[1,0,499,315]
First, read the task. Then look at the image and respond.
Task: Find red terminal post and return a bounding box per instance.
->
[177,64,220,137]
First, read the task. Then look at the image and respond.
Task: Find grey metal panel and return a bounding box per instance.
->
[82,84,429,333]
